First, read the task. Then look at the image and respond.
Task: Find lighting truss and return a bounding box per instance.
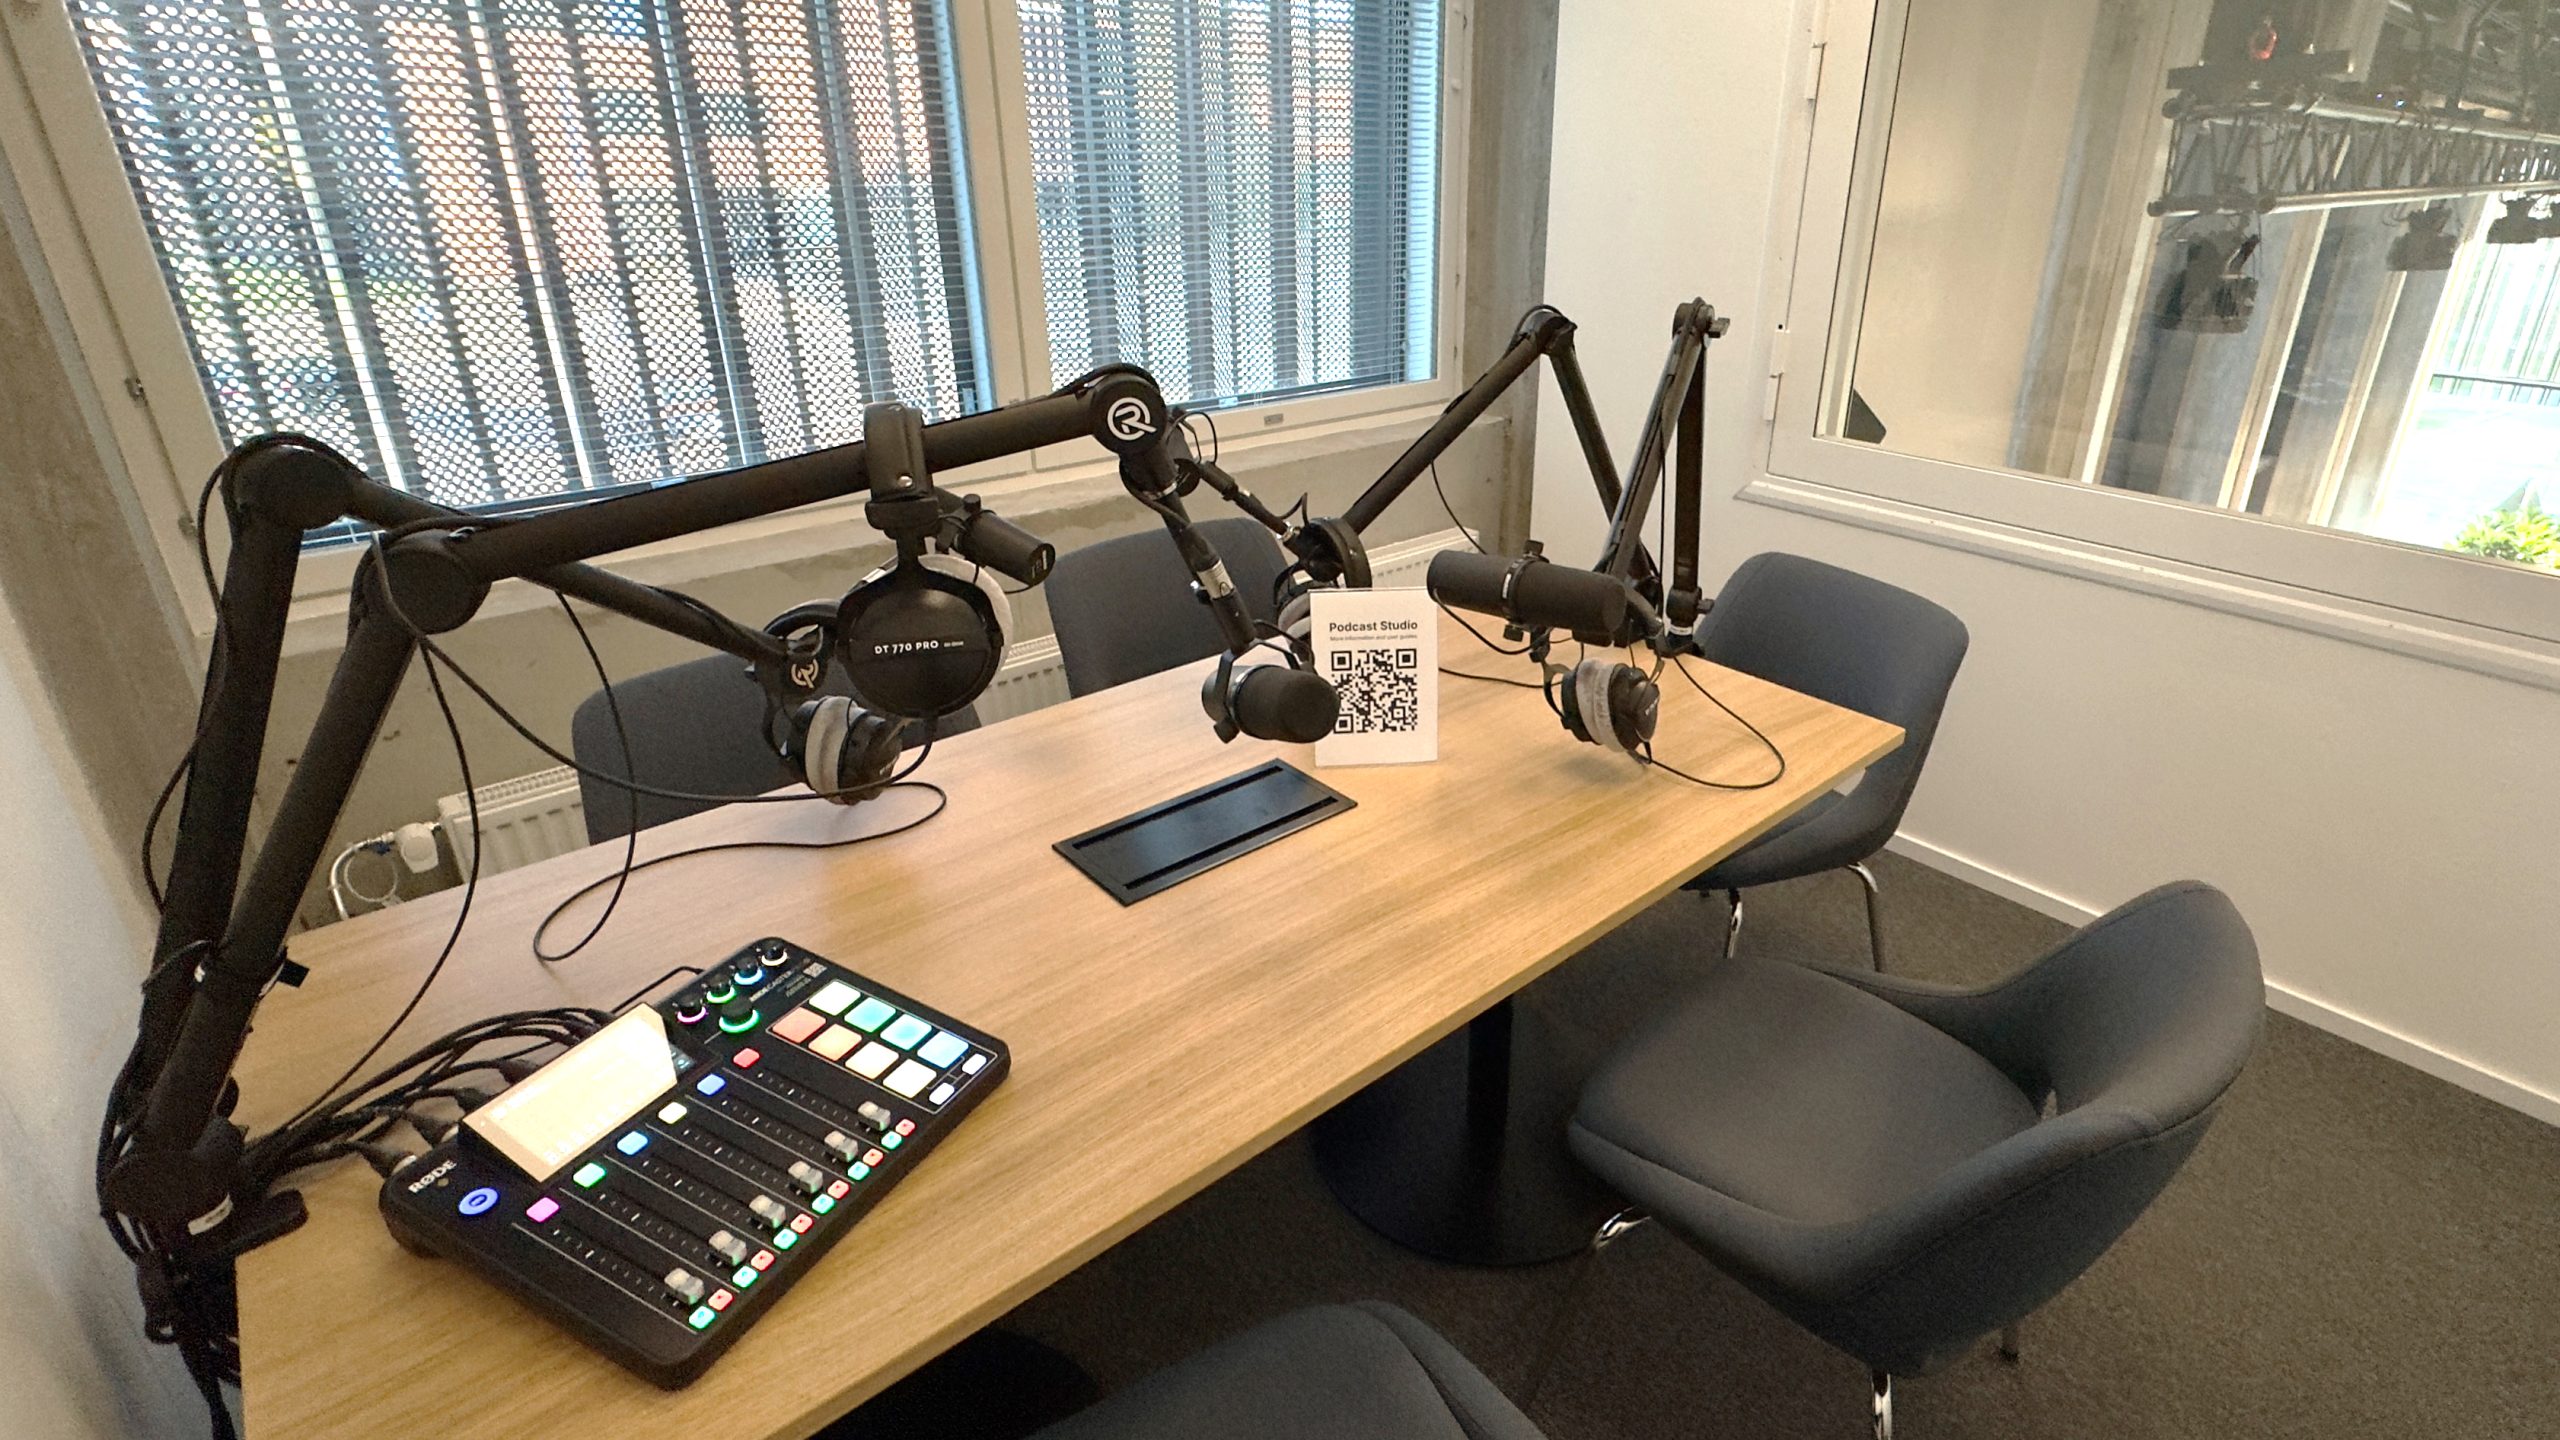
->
[2151,98,2560,218]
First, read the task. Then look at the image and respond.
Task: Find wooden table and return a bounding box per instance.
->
[233,615,1900,1438]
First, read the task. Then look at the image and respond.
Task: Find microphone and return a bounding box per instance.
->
[955,508,1054,586]
[1201,657,1340,744]
[1426,549,1631,640]
[1231,665,1339,744]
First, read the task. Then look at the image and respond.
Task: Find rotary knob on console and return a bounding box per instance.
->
[715,989,761,1035]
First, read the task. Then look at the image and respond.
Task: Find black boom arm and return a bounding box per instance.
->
[104,368,1181,1241]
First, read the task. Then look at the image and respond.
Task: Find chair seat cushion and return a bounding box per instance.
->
[1032,1304,1547,1440]
[1573,955,2038,1230]
[1689,789,1851,891]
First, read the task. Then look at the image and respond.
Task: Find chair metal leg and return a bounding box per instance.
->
[1998,1320,2023,1362]
[1593,1206,1649,1250]
[1522,1210,1646,1411]
[1870,1371,1894,1440]
[1723,889,1744,959]
[1847,862,1886,971]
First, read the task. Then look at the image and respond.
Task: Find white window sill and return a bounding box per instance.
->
[1738,474,2560,692]
[277,399,1463,657]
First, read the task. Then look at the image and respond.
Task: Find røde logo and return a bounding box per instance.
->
[406,1158,458,1194]
[1105,396,1157,443]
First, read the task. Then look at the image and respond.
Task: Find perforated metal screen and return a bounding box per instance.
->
[71,0,985,512]
[1017,0,1440,410]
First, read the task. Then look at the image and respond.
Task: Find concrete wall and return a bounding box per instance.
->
[0,155,198,869]
[1541,0,2560,1120]
[0,590,202,1438]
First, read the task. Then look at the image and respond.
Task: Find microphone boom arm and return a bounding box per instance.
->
[106,370,1177,1246]
[1181,301,1728,652]
[1269,306,1648,594]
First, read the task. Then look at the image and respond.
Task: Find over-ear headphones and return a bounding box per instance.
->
[1557,658,1659,757]
[779,694,907,805]
[833,552,1013,721]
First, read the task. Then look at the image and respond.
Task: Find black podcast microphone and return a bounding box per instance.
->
[1426,549,1632,640]
[1229,664,1339,743]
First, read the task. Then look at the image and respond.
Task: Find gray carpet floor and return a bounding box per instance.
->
[999,854,2560,1439]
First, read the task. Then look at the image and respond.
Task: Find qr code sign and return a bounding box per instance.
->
[1330,647,1423,734]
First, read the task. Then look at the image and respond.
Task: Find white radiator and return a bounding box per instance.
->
[436,766,587,877]
[434,527,1473,872]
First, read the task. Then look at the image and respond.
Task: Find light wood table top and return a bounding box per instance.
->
[233,615,1900,1438]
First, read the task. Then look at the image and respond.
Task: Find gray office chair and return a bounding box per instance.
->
[1047,517,1290,697]
[569,651,976,843]
[1686,553,1969,969]
[1571,882,2261,1439]
[1031,1304,1550,1440]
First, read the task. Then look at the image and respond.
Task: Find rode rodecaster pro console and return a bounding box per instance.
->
[379,939,1010,1385]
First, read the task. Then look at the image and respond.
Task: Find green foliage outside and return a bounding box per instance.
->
[2450,496,2560,570]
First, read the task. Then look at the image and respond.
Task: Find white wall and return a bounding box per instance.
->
[0,594,201,1436]
[1540,0,2560,1122]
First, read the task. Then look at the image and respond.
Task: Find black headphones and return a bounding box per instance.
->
[833,552,1012,721]
[1556,657,1660,757]
[830,402,1015,723]
[778,694,908,805]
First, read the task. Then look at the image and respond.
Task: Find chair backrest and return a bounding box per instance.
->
[1694,553,1968,838]
[1047,517,1288,697]
[570,652,974,844]
[1816,883,2262,1373]
[1968,881,2265,1122]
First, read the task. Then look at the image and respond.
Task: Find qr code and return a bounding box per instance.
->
[1330,647,1422,734]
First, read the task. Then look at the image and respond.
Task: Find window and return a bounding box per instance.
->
[70,0,984,512]
[1773,0,2560,657]
[1017,0,1441,409]
[13,0,1450,541]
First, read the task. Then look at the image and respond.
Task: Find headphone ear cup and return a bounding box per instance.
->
[793,695,853,798]
[1562,660,1659,757]
[1275,591,1314,654]
[837,709,905,804]
[1570,659,1618,752]
[920,552,1013,670]
[1609,667,1661,753]
[836,555,1007,720]
[790,696,903,804]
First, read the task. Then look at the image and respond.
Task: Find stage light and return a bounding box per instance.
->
[2160,230,2261,332]
[2388,205,2460,271]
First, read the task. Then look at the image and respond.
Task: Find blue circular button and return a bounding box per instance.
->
[457,1186,498,1217]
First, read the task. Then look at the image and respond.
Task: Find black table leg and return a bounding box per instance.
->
[814,1330,1096,1440]
[1310,984,1624,1266]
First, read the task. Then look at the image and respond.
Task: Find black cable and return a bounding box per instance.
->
[531,724,937,965]
[1437,599,1531,656]
[1439,666,1542,690]
[361,559,895,809]
[536,594,641,964]
[142,462,235,905]
[1428,460,1487,553]
[1635,655,1788,791]
[609,965,705,1014]
[265,641,484,1140]
[531,782,949,958]
[140,753,190,910]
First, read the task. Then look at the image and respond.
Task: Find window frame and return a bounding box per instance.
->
[0,0,1471,641]
[1759,0,2560,684]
